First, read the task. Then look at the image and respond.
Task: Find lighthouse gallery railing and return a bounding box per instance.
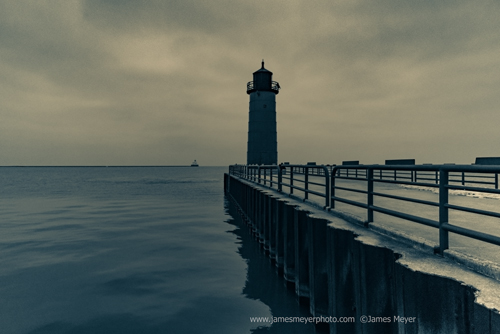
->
[228,163,500,254]
[246,81,281,94]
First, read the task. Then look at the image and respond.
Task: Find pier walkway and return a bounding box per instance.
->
[229,163,500,281]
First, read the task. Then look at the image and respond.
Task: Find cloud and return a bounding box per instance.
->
[1,1,500,165]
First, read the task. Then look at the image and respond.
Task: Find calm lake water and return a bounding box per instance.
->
[0,167,315,334]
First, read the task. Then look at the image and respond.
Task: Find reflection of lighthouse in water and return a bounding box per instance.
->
[246,61,280,165]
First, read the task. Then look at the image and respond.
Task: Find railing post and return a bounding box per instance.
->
[439,168,449,254]
[331,169,336,209]
[462,172,465,186]
[263,168,267,186]
[278,166,283,192]
[270,167,273,187]
[258,167,262,184]
[304,168,309,200]
[367,168,374,224]
[290,168,294,194]
[324,166,330,209]
[495,173,498,189]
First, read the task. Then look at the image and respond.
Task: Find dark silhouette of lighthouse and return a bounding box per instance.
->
[246,61,280,165]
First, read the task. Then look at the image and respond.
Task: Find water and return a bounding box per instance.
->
[0,167,315,334]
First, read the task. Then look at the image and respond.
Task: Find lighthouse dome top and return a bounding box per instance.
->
[247,60,280,95]
[253,60,273,75]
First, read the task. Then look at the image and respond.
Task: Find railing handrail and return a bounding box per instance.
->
[333,164,500,173]
[330,164,500,254]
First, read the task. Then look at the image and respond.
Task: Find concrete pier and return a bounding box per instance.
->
[283,202,297,285]
[308,216,329,317]
[295,208,310,301]
[224,173,500,334]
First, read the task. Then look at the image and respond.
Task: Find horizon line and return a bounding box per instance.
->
[0,165,222,168]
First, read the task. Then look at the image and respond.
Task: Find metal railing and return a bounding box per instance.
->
[229,164,330,208]
[246,81,281,94]
[228,163,500,255]
[332,164,500,254]
[280,164,330,208]
[334,168,500,189]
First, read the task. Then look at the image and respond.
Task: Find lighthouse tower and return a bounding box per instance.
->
[246,61,280,165]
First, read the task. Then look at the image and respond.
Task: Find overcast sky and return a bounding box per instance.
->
[1,1,500,166]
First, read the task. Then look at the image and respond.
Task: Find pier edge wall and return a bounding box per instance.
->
[224,173,500,334]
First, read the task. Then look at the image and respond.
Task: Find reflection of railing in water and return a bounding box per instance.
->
[228,163,500,255]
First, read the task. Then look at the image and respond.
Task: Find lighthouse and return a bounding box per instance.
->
[246,61,280,165]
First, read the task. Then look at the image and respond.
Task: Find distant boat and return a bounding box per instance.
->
[191,160,199,167]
